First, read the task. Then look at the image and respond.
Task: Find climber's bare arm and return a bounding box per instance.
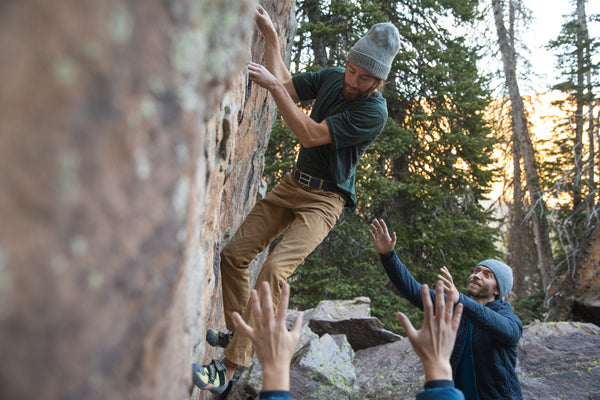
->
[254,5,297,99]
[248,62,331,147]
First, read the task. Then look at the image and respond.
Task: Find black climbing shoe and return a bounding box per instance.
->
[191,359,229,394]
[206,329,234,349]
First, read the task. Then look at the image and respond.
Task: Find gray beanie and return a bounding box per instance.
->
[347,22,401,80]
[478,259,513,299]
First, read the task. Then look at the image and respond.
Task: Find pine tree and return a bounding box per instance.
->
[545,0,599,275]
[544,0,600,322]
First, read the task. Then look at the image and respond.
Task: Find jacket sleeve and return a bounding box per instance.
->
[259,390,293,399]
[416,383,465,400]
[379,250,434,310]
[458,294,523,346]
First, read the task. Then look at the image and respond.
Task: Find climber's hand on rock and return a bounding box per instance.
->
[255,5,278,42]
[247,62,278,91]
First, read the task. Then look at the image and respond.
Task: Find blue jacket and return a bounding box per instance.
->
[381,251,523,400]
[259,382,464,400]
[259,390,293,400]
[417,380,465,399]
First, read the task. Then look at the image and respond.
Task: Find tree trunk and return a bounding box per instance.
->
[491,0,555,294]
[573,0,586,208]
[303,0,329,68]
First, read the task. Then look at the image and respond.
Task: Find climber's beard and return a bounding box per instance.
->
[342,81,376,100]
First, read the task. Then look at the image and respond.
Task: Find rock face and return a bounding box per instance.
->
[517,321,600,399]
[547,223,600,326]
[0,1,295,400]
[228,299,600,400]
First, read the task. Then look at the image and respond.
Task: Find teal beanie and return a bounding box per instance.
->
[478,259,513,299]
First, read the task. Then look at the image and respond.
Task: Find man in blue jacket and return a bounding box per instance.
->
[369,219,523,400]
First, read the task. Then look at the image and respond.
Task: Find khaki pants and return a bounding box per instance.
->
[221,173,345,366]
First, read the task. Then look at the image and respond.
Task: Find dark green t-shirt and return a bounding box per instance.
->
[292,67,387,211]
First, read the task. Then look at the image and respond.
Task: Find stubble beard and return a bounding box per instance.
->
[342,82,375,100]
[466,281,495,301]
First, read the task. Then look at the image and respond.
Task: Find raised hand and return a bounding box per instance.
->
[368,218,397,255]
[395,281,463,382]
[438,266,460,304]
[232,281,303,391]
[254,4,277,40]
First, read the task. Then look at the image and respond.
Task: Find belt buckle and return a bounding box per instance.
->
[298,171,312,186]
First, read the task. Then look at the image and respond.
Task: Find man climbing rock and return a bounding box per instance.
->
[192,5,400,394]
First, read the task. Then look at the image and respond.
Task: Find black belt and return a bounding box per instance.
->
[292,166,339,193]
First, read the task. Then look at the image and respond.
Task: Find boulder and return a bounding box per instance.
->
[354,339,425,400]
[517,321,600,399]
[290,334,359,399]
[308,297,402,351]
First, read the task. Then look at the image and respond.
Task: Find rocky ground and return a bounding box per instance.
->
[217,297,600,400]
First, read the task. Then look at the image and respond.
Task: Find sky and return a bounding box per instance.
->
[521,0,599,94]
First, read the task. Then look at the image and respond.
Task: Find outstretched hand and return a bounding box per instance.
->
[232,281,303,392]
[396,281,463,382]
[369,219,397,255]
[438,266,460,304]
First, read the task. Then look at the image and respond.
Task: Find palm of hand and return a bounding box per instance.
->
[369,219,396,254]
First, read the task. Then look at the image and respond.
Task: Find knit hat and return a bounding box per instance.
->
[347,22,401,80]
[478,259,514,299]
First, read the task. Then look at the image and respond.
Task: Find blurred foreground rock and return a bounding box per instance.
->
[0,1,295,399]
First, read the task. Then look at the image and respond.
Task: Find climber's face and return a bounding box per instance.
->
[343,62,379,100]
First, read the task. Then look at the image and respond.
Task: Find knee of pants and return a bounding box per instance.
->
[256,261,292,289]
[220,242,243,272]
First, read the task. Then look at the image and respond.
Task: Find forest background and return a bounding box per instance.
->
[262,0,600,332]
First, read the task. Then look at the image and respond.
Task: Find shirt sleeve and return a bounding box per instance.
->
[326,97,386,150]
[292,70,325,101]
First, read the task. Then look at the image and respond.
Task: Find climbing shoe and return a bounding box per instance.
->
[191,359,229,394]
[206,329,234,349]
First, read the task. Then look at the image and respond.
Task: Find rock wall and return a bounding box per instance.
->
[547,222,600,326]
[0,1,295,399]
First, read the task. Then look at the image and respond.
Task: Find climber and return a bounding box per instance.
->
[192,4,401,394]
[221,280,465,400]
[369,218,524,400]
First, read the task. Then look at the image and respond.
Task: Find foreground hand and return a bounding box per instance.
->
[396,281,463,382]
[368,219,397,255]
[247,62,278,91]
[232,281,303,391]
[438,266,460,304]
